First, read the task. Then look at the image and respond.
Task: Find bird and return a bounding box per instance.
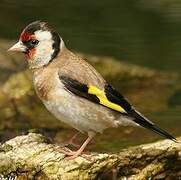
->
[8,21,177,159]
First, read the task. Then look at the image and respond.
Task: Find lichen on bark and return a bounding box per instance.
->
[0,133,180,179]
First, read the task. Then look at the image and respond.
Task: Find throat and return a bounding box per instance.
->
[25,48,36,59]
[27,49,55,69]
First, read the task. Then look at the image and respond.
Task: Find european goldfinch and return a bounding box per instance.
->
[8,21,177,159]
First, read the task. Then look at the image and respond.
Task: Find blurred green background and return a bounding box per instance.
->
[1,0,181,72]
[0,0,180,151]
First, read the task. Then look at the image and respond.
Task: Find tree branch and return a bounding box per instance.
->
[0,133,180,179]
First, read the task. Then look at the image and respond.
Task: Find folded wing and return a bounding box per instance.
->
[59,75,177,142]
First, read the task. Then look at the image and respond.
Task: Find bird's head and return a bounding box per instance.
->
[8,21,62,69]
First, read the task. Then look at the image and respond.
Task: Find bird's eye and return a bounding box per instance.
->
[29,39,39,46]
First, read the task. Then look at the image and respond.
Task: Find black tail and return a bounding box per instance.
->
[129,109,177,143]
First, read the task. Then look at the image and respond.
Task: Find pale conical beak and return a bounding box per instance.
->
[8,41,26,52]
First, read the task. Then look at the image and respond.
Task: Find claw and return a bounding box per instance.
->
[66,134,94,159]
[54,146,73,155]
[55,133,95,160]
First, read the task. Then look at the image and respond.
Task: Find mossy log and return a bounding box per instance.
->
[0,133,180,179]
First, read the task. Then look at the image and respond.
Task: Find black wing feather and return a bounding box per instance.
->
[104,84,132,112]
[104,84,177,142]
[60,75,100,103]
[129,109,177,142]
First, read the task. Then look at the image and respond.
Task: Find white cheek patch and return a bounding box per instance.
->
[34,30,52,41]
[33,30,54,64]
[28,29,61,68]
[35,40,54,62]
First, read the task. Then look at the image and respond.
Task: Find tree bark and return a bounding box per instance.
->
[0,133,180,179]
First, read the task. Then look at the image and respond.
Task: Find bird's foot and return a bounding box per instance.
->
[57,141,80,149]
[55,134,94,160]
[54,144,91,160]
[55,146,93,160]
[64,150,81,159]
[65,151,93,161]
[54,146,74,155]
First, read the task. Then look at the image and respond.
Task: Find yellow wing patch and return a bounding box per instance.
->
[88,85,127,113]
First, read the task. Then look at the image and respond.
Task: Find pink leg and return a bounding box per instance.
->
[66,132,95,159]
[67,132,81,148]
[54,132,82,155]
[55,146,73,155]
[57,132,81,149]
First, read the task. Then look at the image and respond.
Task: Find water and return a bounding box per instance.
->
[0,0,180,150]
